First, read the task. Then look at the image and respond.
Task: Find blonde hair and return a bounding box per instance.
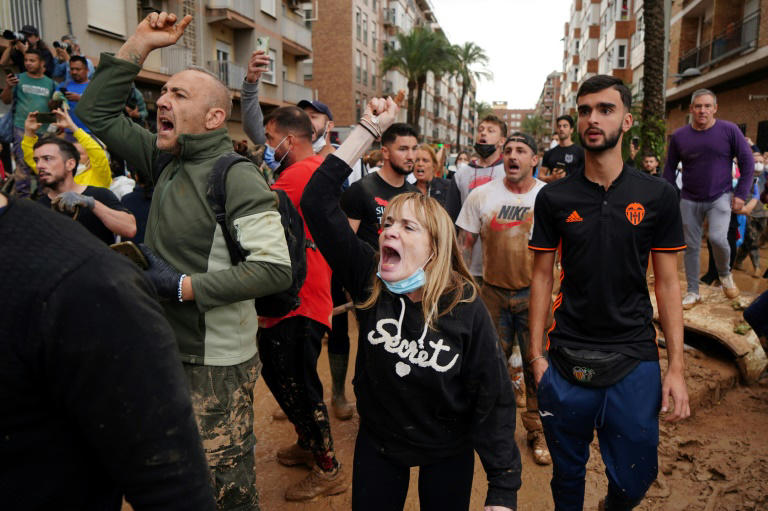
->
[358,192,477,328]
[417,144,438,169]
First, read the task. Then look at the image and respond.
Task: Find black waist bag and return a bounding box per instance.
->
[549,346,640,387]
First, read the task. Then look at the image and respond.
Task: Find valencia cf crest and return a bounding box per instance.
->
[625,202,645,226]
[565,153,574,164]
[572,366,595,382]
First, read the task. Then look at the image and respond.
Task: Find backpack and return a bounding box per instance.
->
[154,152,307,318]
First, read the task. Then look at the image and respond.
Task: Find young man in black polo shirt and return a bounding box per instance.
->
[528,75,690,511]
[540,115,584,183]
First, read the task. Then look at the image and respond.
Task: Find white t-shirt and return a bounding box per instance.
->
[452,161,506,277]
[456,178,546,290]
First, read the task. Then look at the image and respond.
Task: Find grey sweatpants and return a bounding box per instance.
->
[680,193,732,294]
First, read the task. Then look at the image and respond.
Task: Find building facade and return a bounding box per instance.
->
[535,70,562,137]
[1,0,315,141]
[664,0,768,149]
[491,101,535,135]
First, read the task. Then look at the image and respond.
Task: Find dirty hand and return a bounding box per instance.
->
[531,358,549,387]
[364,96,398,134]
[133,11,192,52]
[661,368,690,422]
[246,50,270,83]
[138,243,183,301]
[732,196,745,211]
[24,111,41,135]
[53,192,95,213]
[485,507,513,511]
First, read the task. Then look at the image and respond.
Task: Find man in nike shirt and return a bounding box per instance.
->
[446,115,507,283]
[456,132,550,466]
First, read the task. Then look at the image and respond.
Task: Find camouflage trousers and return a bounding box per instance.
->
[480,283,544,438]
[736,216,767,269]
[183,356,261,511]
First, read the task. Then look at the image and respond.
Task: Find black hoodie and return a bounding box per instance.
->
[302,154,521,509]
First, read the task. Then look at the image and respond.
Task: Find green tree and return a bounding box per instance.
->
[473,100,493,121]
[521,114,549,149]
[382,26,455,128]
[452,42,492,149]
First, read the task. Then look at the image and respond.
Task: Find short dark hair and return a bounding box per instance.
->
[33,136,80,175]
[479,114,508,138]
[381,123,418,147]
[556,115,574,128]
[264,106,313,141]
[576,75,632,111]
[25,48,43,61]
[69,55,88,68]
[642,152,658,161]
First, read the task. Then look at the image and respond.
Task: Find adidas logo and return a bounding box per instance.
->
[566,210,583,223]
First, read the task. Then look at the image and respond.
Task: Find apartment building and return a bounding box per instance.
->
[491,101,535,135]
[305,0,475,148]
[0,0,315,141]
[665,0,768,149]
[560,0,645,117]
[535,71,562,136]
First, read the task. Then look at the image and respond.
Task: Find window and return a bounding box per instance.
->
[262,49,277,84]
[617,44,626,68]
[363,14,368,45]
[356,50,361,82]
[575,39,580,53]
[371,60,376,87]
[372,22,377,49]
[356,93,362,119]
[363,55,368,86]
[89,0,127,36]
[261,0,276,17]
[356,8,362,40]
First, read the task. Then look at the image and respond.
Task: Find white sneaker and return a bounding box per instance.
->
[720,274,740,299]
[682,292,700,310]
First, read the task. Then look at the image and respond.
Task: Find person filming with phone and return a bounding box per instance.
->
[539,115,584,183]
[1,48,55,197]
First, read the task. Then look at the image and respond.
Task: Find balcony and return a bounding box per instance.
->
[144,46,194,77]
[207,60,247,90]
[383,9,396,26]
[206,0,256,29]
[677,10,760,75]
[283,80,313,105]
[281,16,312,56]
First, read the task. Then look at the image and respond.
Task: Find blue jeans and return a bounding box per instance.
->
[538,360,661,510]
[744,290,768,338]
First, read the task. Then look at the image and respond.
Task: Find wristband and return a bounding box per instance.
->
[528,355,546,365]
[357,120,379,139]
[177,274,187,303]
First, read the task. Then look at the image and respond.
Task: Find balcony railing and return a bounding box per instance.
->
[281,16,312,50]
[160,47,194,75]
[207,0,255,20]
[678,10,760,73]
[207,60,246,90]
[283,80,313,105]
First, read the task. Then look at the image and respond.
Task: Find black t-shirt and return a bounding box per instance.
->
[340,172,419,248]
[121,184,153,244]
[529,166,685,359]
[542,144,585,176]
[38,186,128,245]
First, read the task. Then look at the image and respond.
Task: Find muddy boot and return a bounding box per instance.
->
[285,463,348,501]
[602,490,642,510]
[507,346,526,408]
[277,443,314,468]
[329,353,354,420]
[528,431,552,465]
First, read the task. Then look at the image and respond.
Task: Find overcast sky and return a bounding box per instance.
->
[431,0,572,109]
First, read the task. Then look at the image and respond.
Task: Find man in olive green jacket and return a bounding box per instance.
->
[77,12,291,510]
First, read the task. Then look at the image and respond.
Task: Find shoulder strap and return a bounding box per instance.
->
[207,152,251,265]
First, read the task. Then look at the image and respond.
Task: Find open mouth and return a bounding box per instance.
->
[509,163,520,170]
[381,246,401,270]
[158,117,175,134]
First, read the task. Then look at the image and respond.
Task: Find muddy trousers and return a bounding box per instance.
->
[744,289,768,338]
[680,194,732,294]
[257,316,338,470]
[351,426,474,511]
[183,356,260,511]
[538,361,661,511]
[480,283,543,437]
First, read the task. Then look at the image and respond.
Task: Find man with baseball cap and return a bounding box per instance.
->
[456,132,551,466]
[298,99,334,157]
[0,25,54,78]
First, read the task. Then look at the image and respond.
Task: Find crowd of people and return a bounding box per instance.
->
[1,10,767,511]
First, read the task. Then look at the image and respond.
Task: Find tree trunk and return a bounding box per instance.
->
[413,77,426,130]
[456,83,467,150]
[641,0,666,160]
[407,79,417,126]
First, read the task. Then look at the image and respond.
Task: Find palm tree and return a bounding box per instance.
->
[452,42,492,149]
[640,0,666,160]
[382,27,455,128]
[473,100,494,121]
[521,114,549,149]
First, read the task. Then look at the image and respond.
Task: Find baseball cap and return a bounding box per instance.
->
[505,132,538,154]
[20,25,39,37]
[297,99,333,121]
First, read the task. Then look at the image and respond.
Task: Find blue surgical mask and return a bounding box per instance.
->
[377,254,433,295]
[265,136,290,171]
